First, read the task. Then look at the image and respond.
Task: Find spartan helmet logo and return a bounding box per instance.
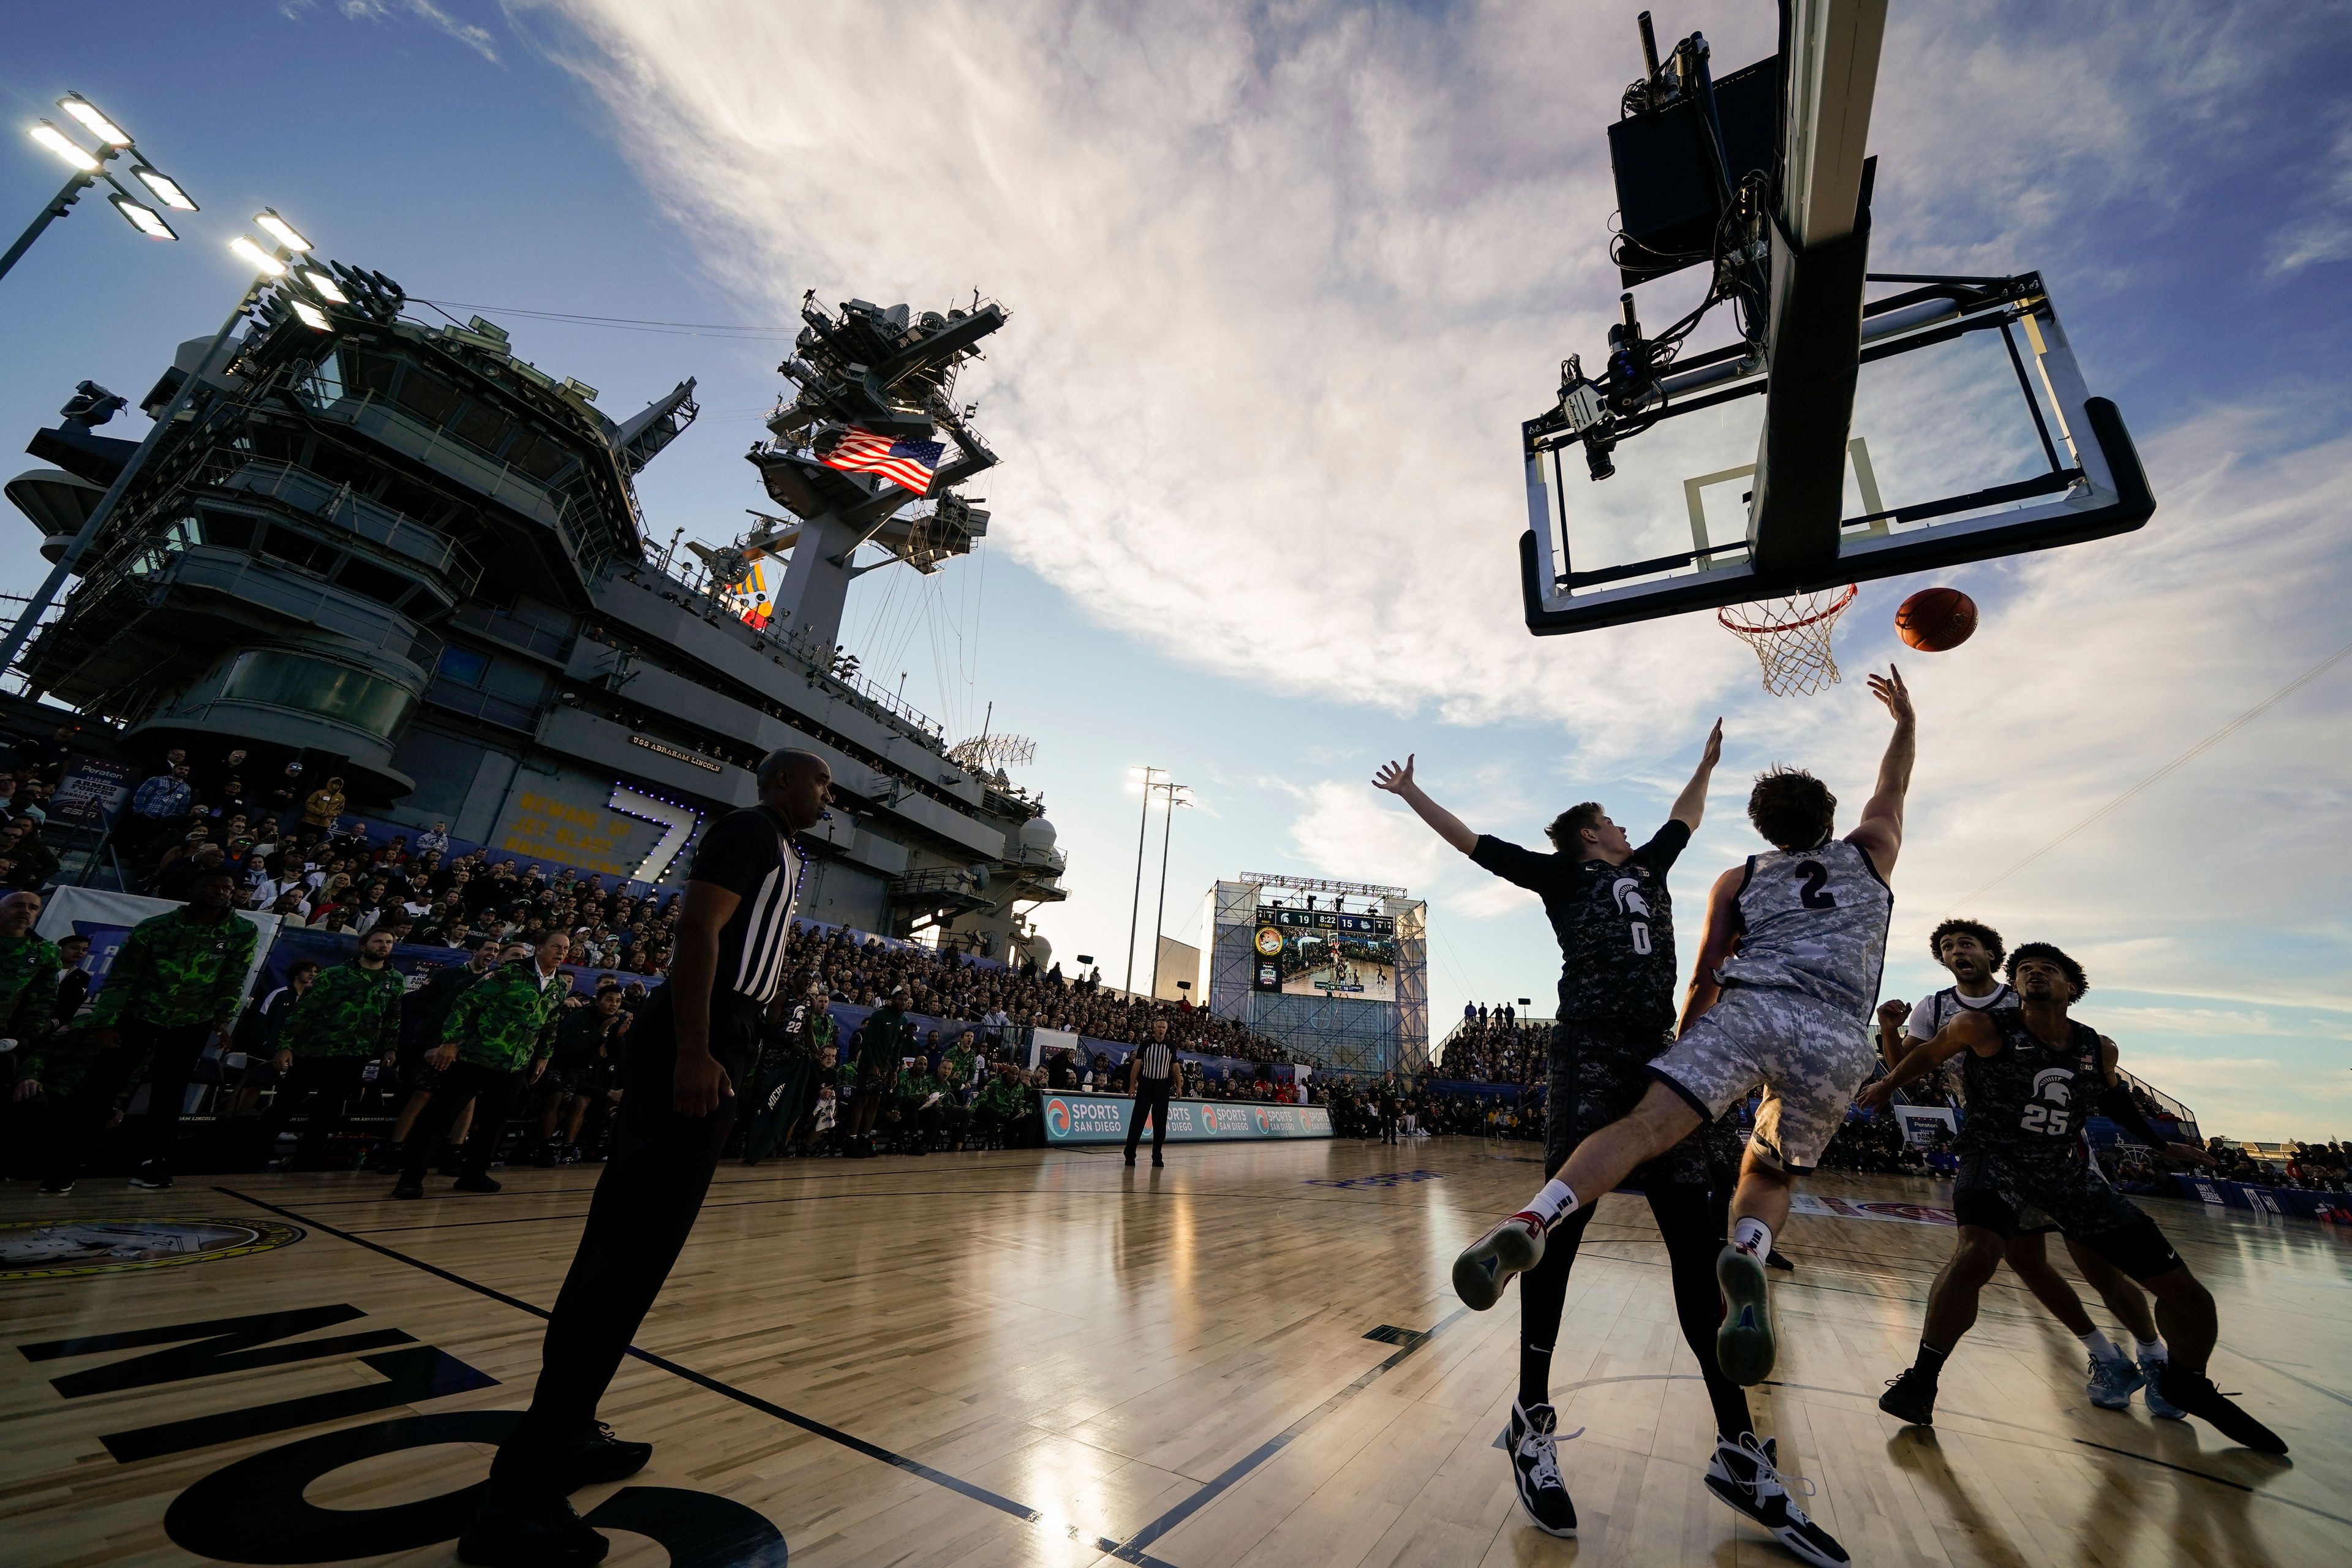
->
[1611,877,1651,918]
[2031,1068,2073,1106]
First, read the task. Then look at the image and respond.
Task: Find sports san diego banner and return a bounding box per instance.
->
[1038,1093,1333,1145]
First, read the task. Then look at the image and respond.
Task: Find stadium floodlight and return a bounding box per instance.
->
[130,164,197,211]
[285,295,332,331]
[28,122,100,173]
[230,235,287,276]
[108,193,176,241]
[301,268,348,303]
[253,208,312,252]
[57,93,132,146]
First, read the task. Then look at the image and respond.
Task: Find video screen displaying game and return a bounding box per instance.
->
[1251,907,1396,1003]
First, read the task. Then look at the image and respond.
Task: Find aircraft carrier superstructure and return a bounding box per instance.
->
[6,262,1063,956]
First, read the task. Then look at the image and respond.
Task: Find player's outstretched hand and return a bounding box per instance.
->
[2164,1140,2219,1168]
[1699,717,1723,768]
[1868,664,1913,724]
[1855,1079,1894,1114]
[1876,998,1910,1030]
[1371,755,1415,795]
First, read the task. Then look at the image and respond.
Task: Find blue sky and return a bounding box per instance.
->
[6,1,2348,1139]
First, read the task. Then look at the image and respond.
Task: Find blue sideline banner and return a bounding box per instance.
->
[1039,1093,1333,1145]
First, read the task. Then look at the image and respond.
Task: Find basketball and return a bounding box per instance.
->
[1894,586,1977,651]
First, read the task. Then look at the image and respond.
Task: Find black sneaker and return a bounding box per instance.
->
[1878,1365,1939,1427]
[1766,1248,1796,1272]
[372,1140,406,1171]
[2155,1366,2288,1455]
[1705,1434,1849,1566]
[391,1179,424,1200]
[129,1162,175,1191]
[1715,1242,1774,1384]
[453,1174,503,1194]
[38,1176,74,1195]
[1504,1399,1577,1537]
[531,1147,559,1170]
[458,1494,608,1567]
[562,1422,654,1488]
[1452,1212,1545,1311]
[437,1145,464,1176]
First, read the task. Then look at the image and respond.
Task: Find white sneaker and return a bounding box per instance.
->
[1451,1212,1545,1311]
[1703,1434,1849,1567]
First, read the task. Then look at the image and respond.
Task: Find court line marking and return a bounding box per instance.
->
[212,1187,1053,1532]
[1096,1306,1469,1564]
[2068,1441,2342,1527]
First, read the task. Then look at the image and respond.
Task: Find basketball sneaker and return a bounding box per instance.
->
[458,1494,608,1567]
[1715,1242,1775,1385]
[2139,1351,2185,1420]
[2153,1366,2288,1455]
[1504,1399,1576,1537]
[2085,1354,2145,1411]
[129,1161,175,1191]
[1452,1213,1546,1311]
[1877,1366,1937,1427]
[562,1422,653,1488]
[1703,1434,1849,1567]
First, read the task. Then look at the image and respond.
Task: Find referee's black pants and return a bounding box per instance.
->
[1125,1075,1173,1163]
[490,988,752,1502]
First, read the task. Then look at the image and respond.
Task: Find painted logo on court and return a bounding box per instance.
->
[1787,1195,1955,1227]
[1046,1098,1072,1134]
[0,1218,306,1281]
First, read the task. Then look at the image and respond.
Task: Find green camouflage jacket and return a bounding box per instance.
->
[443,961,568,1072]
[977,1071,1029,1118]
[0,931,61,1040]
[88,907,257,1030]
[279,961,406,1060]
[18,1024,94,1099]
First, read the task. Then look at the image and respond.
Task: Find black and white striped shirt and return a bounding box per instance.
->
[688,806,802,1006]
[1136,1039,1174,1080]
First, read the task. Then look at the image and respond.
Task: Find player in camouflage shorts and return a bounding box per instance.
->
[1866,943,2285,1455]
[1378,723,1838,1562]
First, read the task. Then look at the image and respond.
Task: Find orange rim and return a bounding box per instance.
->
[1716,583,1858,636]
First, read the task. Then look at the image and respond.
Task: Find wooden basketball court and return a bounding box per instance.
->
[4,1137,2345,1567]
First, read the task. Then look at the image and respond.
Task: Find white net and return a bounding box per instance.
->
[1718,585,1857,696]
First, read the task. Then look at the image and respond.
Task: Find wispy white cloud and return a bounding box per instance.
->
[323,0,503,63]
[2266,118,2352,277]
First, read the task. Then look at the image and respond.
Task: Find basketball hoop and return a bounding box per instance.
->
[1718,585,1857,696]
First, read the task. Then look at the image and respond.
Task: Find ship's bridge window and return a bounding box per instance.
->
[394,367,462,426]
[506,428,573,482]
[347,351,398,401]
[220,649,417,741]
[257,524,339,576]
[451,399,512,454]
[296,349,344,407]
[336,556,415,608]
[197,508,255,550]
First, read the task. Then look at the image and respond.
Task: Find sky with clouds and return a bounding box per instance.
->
[6,1,2348,1138]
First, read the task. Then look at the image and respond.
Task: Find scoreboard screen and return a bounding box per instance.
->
[1251,907,1396,1002]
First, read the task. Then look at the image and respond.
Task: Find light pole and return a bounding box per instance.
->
[0,212,331,684]
[1147,780,1192,1000]
[3,93,199,284]
[1123,765,1167,993]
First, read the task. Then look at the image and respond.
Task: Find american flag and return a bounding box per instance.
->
[818,427,944,496]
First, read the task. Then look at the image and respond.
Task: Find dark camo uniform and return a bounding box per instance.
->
[1470,821,1740,1183]
[278,962,406,1059]
[86,907,256,1030]
[442,963,568,1071]
[1955,1011,2175,1265]
[0,932,62,1040]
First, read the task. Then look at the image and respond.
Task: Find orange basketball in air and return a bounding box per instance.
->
[1894,587,1977,652]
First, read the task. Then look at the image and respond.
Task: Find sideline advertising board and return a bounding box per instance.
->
[1038,1093,1333,1145]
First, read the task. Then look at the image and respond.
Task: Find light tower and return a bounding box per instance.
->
[720,292,1008,650]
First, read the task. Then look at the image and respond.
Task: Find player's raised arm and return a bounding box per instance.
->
[1676,864,1746,1034]
[1856,1008,1992,1111]
[1668,718,1724,832]
[1371,754,1477,855]
[1845,665,1916,877]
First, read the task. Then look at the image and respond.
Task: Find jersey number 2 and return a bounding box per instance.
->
[1795,861,1836,909]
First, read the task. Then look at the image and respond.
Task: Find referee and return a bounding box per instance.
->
[1125,1017,1178,1168]
[468,749,832,1564]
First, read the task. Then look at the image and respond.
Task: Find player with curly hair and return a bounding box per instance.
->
[1863,943,2284,1453]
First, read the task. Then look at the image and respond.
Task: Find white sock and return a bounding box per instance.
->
[1521,1178,1578,1229]
[1730,1216,1773,1259]
[2136,1335,2168,1362]
[2077,1329,2125,1363]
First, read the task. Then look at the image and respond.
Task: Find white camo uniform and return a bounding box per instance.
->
[1905,983,2016,1105]
[1649,839,1893,1172]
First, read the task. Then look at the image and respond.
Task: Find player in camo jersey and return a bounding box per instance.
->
[1864,943,2283,1454]
[1378,722,1827,1555]
[1880,918,2181,1417]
